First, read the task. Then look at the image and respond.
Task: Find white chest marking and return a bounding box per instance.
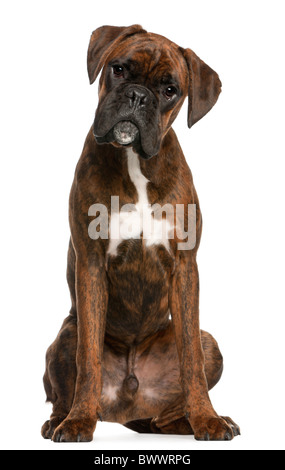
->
[127,148,149,207]
[107,148,173,256]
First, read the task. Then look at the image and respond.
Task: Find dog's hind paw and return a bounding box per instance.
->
[41,417,65,439]
[221,416,241,437]
[193,415,240,441]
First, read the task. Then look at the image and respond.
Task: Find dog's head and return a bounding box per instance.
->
[88,25,221,159]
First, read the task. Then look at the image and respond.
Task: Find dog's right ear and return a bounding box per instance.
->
[87,25,145,84]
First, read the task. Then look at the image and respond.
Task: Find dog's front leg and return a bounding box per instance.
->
[52,255,108,442]
[170,253,234,440]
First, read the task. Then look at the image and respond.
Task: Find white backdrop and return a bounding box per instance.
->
[0,0,284,450]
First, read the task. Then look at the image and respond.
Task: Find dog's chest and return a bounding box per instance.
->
[105,148,174,342]
[107,148,173,258]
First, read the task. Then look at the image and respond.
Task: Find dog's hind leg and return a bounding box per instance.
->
[41,314,77,439]
[125,411,239,436]
[123,326,226,436]
[42,239,78,439]
[124,398,194,435]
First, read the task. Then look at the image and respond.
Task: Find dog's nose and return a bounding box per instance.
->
[125,87,149,108]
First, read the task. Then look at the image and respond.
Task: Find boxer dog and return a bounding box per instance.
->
[41,25,240,442]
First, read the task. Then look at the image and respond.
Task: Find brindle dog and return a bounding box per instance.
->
[41,25,240,442]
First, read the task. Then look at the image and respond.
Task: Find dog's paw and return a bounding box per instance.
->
[41,417,65,439]
[52,417,96,442]
[192,415,240,441]
[221,416,241,437]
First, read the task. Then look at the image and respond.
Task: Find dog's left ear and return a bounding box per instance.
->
[182,48,222,128]
[87,24,146,84]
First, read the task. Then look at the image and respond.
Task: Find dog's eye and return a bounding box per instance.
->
[112,65,124,78]
[164,86,177,99]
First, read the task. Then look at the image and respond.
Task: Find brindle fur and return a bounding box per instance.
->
[41,25,240,442]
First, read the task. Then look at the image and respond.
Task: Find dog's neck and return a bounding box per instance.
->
[125,127,180,188]
[87,126,182,204]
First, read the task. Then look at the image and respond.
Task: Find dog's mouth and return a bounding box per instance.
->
[113,121,139,146]
[94,120,153,159]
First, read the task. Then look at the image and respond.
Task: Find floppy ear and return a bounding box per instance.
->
[87,24,146,84]
[183,48,222,128]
